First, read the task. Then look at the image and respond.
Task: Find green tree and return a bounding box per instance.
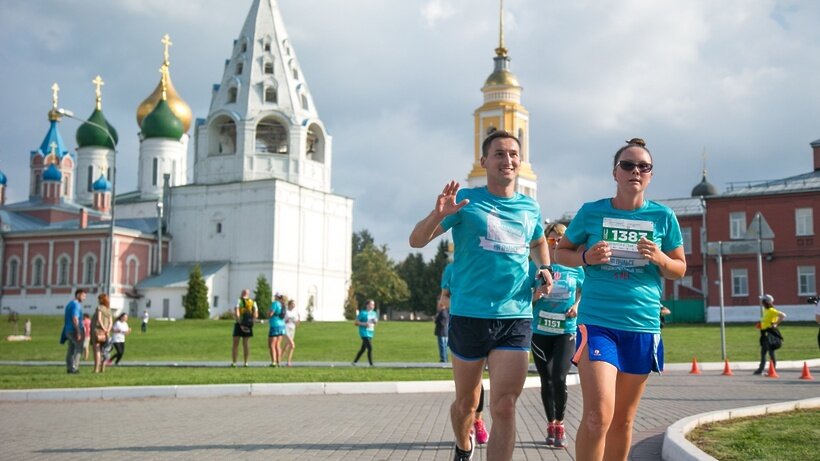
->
[352,229,375,258]
[397,252,429,315]
[253,274,272,320]
[183,263,210,319]
[425,239,451,314]
[343,284,359,320]
[351,245,409,311]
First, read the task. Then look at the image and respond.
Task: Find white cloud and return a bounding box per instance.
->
[421,0,457,27]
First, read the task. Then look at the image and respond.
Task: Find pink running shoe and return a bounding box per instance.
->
[473,418,489,445]
[546,422,555,446]
[553,423,567,448]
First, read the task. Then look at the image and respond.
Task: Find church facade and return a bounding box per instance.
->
[0,0,353,321]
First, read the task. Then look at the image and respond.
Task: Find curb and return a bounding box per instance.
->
[662,397,820,461]
[0,374,580,402]
[0,360,812,403]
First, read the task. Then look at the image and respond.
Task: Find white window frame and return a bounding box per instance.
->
[795,208,813,236]
[6,257,20,287]
[125,255,140,288]
[729,212,746,240]
[83,254,97,286]
[681,227,692,255]
[31,256,45,287]
[798,266,816,296]
[731,268,748,297]
[56,255,71,286]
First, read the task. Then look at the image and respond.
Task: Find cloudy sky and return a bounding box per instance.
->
[2,0,819,261]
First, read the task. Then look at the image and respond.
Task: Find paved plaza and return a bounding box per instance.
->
[1,365,818,460]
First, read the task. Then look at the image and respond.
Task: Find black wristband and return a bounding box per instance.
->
[539,264,554,276]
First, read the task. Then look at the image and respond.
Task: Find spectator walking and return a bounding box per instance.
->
[92,293,113,373]
[60,289,86,374]
[23,318,31,338]
[82,313,92,361]
[141,310,149,333]
[282,299,301,367]
[108,313,131,365]
[232,289,258,367]
[268,294,285,367]
[754,294,786,375]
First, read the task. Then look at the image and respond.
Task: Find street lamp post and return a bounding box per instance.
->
[57,108,118,297]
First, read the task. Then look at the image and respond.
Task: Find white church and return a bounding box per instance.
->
[0,0,353,320]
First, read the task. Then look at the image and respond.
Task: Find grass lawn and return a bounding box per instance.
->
[1,316,817,389]
[687,409,820,461]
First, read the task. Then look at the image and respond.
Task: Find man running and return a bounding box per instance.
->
[410,130,552,460]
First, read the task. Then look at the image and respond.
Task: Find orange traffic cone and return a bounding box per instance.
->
[766,361,779,378]
[799,362,814,380]
[721,359,734,376]
[689,357,701,375]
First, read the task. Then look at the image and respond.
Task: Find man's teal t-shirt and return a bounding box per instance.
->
[440,187,544,319]
[564,198,683,333]
[529,261,584,335]
[440,263,454,290]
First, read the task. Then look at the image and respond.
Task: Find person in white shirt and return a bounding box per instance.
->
[282,300,301,367]
[108,313,131,365]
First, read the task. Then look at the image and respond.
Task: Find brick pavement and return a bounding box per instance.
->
[1,368,817,460]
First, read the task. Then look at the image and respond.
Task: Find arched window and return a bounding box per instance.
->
[87,165,94,192]
[228,87,238,103]
[265,87,277,103]
[210,116,237,156]
[6,258,19,287]
[240,41,247,53]
[292,68,299,80]
[306,123,325,163]
[31,257,44,286]
[264,62,274,74]
[236,62,244,75]
[83,254,96,286]
[301,94,309,111]
[125,256,139,287]
[57,255,70,286]
[255,117,288,154]
[264,42,271,52]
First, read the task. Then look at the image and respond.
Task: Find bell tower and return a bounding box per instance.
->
[467,0,537,198]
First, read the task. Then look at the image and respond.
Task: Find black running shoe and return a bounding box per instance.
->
[453,430,475,461]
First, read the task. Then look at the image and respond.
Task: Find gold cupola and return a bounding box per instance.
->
[136,34,192,133]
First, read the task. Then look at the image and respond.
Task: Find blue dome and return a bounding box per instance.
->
[0,170,6,186]
[92,174,112,192]
[36,120,71,159]
[43,164,62,181]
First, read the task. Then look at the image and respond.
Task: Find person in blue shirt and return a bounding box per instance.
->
[60,288,87,374]
[555,138,686,461]
[268,293,286,367]
[352,299,378,366]
[530,222,584,449]
[410,130,553,461]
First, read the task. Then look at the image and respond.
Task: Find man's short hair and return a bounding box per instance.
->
[481,130,521,157]
[74,288,87,297]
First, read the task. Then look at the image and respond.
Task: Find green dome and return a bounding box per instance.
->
[76,109,119,149]
[141,99,184,140]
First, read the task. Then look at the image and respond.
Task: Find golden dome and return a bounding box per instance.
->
[484,69,520,88]
[136,72,192,133]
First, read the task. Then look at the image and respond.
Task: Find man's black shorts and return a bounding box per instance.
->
[233,323,254,338]
[448,315,532,361]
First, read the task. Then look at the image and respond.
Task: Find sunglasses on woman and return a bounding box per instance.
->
[617,160,653,173]
[547,236,562,245]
